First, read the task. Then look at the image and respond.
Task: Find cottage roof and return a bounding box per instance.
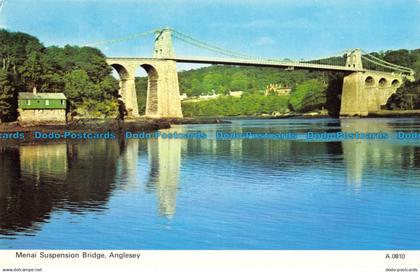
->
[18,92,67,100]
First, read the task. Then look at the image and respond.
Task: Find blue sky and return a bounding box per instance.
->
[1,0,419,62]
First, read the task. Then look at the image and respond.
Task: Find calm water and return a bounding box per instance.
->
[0,118,420,249]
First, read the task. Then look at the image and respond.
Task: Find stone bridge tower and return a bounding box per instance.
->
[345,49,363,69]
[107,28,183,118]
[153,27,175,58]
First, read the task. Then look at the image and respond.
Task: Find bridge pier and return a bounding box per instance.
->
[340,72,369,116]
[340,72,403,117]
[120,77,140,117]
[147,60,183,118]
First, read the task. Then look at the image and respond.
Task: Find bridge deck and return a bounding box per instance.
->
[107,56,365,73]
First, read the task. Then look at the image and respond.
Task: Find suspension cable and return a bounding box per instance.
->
[173,30,353,66]
[361,50,412,72]
[172,30,259,60]
[361,56,412,73]
[84,30,156,47]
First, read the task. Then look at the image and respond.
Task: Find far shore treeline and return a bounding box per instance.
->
[1,29,419,122]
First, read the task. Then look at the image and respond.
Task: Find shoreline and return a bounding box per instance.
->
[1,109,418,131]
[0,117,228,132]
[1,111,419,144]
[218,110,420,119]
[0,117,228,144]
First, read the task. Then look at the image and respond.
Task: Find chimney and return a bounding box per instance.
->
[32,86,37,95]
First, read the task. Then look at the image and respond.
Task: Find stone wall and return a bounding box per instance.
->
[18,109,66,124]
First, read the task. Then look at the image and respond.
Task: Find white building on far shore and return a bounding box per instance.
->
[180,93,188,101]
[229,91,243,97]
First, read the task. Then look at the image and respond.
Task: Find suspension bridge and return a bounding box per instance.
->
[95,27,414,118]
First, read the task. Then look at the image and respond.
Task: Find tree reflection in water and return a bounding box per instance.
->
[0,141,120,236]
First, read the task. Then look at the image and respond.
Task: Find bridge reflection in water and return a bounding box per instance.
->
[341,119,420,188]
[146,136,181,217]
[0,119,419,242]
[117,136,182,217]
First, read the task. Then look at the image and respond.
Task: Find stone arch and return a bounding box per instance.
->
[109,62,139,117]
[391,79,400,88]
[365,76,375,86]
[109,62,161,116]
[378,78,387,87]
[106,58,183,118]
[111,64,129,80]
[110,63,130,96]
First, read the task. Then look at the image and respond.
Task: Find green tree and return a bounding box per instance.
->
[17,51,46,91]
[0,29,120,120]
[230,72,248,92]
[182,94,289,117]
[191,78,203,96]
[202,73,224,93]
[289,79,327,112]
[64,69,99,104]
[0,70,15,122]
[386,80,420,110]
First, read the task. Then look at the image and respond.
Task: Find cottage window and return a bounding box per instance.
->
[26,100,30,106]
[45,100,50,106]
[61,100,65,105]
